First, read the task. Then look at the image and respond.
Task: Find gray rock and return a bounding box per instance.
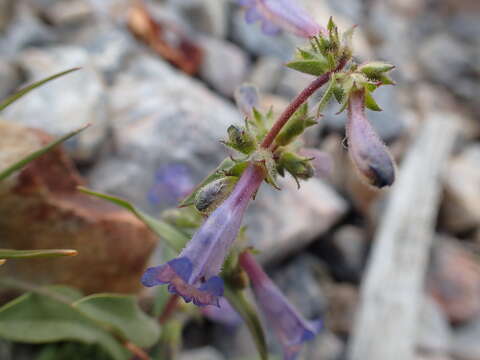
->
[2,46,109,163]
[37,0,95,26]
[331,225,366,274]
[325,0,364,23]
[276,68,313,100]
[199,36,249,97]
[274,254,329,318]
[416,297,452,354]
[443,145,480,233]
[248,56,284,94]
[179,346,225,360]
[167,0,229,39]
[0,2,56,57]
[448,13,480,45]
[451,316,480,360]
[0,60,22,100]
[304,331,343,360]
[0,0,13,32]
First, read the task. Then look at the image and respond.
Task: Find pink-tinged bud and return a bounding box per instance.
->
[240,252,322,360]
[142,165,264,307]
[237,0,325,38]
[346,90,395,188]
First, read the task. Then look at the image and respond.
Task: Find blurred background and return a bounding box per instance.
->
[0,0,479,359]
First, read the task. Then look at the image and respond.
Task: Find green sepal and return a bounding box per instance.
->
[316,75,337,117]
[358,61,395,79]
[222,125,257,155]
[286,58,330,76]
[252,149,280,190]
[277,151,315,189]
[275,103,317,147]
[364,89,382,111]
[194,176,239,215]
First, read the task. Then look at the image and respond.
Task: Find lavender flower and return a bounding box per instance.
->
[236,0,325,38]
[346,90,395,188]
[240,252,322,360]
[202,297,242,327]
[142,164,265,307]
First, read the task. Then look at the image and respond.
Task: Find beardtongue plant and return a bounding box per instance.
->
[141,1,397,359]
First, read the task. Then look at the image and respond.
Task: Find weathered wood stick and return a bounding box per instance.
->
[347,113,459,360]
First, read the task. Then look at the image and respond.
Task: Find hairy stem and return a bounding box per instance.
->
[260,59,348,149]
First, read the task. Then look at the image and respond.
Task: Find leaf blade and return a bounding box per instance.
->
[0,249,78,259]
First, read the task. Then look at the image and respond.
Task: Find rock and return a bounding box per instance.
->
[416,354,452,360]
[304,331,343,360]
[324,0,364,23]
[416,296,452,354]
[0,60,22,100]
[448,13,480,44]
[248,56,284,94]
[427,239,480,324]
[178,346,225,360]
[331,226,366,277]
[2,46,109,163]
[167,0,229,39]
[88,54,347,263]
[451,316,480,360]
[0,1,56,57]
[326,284,358,335]
[273,254,329,318]
[199,36,249,97]
[276,68,313,100]
[442,145,480,233]
[0,120,157,294]
[38,0,94,26]
[0,0,13,32]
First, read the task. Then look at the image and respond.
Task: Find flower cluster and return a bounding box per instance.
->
[142,1,398,359]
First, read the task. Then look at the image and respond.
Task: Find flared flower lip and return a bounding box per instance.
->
[142,165,265,307]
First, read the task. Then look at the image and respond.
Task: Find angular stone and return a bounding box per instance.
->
[3,46,109,163]
[248,56,284,94]
[442,145,480,233]
[0,120,157,294]
[199,36,249,97]
[427,239,480,324]
[416,296,452,354]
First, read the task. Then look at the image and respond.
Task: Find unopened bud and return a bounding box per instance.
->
[223,125,257,155]
[194,176,238,214]
[358,61,395,80]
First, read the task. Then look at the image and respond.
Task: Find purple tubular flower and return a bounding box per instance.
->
[202,297,242,327]
[346,90,395,188]
[240,252,322,360]
[237,0,325,38]
[142,164,265,307]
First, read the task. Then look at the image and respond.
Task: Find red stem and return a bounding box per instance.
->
[260,59,348,149]
[159,295,180,324]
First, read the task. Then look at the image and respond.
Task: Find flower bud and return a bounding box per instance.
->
[275,104,317,147]
[278,151,315,187]
[223,125,257,155]
[358,61,395,79]
[194,176,238,215]
[346,90,395,188]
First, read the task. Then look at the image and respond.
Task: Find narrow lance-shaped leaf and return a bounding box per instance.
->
[78,187,188,252]
[0,68,80,112]
[0,249,77,259]
[0,123,90,181]
[316,75,337,117]
[224,284,268,360]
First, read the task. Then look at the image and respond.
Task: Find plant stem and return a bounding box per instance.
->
[260,59,348,149]
[159,295,180,324]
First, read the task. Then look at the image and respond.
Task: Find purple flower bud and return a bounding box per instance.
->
[142,165,265,307]
[236,0,325,38]
[202,297,242,327]
[240,252,322,360]
[346,90,395,188]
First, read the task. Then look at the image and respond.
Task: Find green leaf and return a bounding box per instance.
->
[74,294,160,348]
[316,75,336,117]
[0,123,90,181]
[364,90,382,111]
[0,249,78,259]
[78,187,188,252]
[179,158,236,207]
[0,293,129,360]
[286,59,329,76]
[0,68,80,112]
[224,285,268,360]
